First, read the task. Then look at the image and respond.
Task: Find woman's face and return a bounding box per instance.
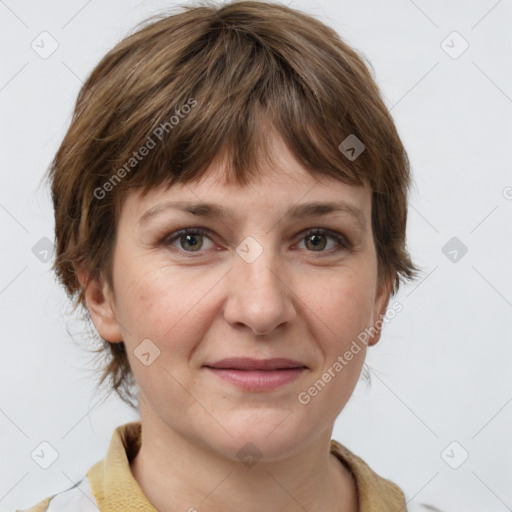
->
[89,135,392,461]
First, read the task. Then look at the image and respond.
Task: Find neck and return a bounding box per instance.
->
[129,411,358,512]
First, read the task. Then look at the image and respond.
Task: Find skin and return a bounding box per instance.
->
[79,133,394,512]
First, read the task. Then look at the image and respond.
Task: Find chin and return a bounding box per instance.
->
[205,410,311,463]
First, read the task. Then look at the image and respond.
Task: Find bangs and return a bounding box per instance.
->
[89,13,377,219]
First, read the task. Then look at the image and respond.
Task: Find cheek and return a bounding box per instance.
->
[115,263,220,352]
[113,269,163,335]
[301,268,376,345]
[295,275,372,423]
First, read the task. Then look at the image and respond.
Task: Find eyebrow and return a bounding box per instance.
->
[139,200,367,233]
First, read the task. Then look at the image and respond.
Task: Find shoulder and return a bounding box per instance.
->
[13,477,98,512]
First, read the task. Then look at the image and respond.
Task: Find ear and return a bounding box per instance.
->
[76,266,123,343]
[367,273,395,347]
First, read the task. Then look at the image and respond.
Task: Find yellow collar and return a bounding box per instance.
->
[87,421,406,511]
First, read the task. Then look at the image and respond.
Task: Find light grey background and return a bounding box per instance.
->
[1,1,511,511]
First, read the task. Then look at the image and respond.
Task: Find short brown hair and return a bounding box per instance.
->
[45,0,421,409]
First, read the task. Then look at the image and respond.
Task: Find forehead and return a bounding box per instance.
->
[121,134,372,226]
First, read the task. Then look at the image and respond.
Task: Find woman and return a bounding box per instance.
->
[18,1,428,510]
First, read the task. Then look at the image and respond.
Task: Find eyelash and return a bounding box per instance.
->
[159,227,351,257]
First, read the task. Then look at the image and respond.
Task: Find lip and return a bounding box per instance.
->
[205,357,307,371]
[203,358,308,392]
[204,367,306,391]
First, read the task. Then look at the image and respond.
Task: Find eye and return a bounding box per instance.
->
[296,228,351,253]
[161,228,215,254]
[160,227,351,257]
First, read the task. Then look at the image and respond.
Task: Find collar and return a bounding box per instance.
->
[330,439,406,510]
[87,421,406,511]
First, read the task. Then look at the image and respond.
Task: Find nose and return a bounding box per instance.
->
[222,243,297,336]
